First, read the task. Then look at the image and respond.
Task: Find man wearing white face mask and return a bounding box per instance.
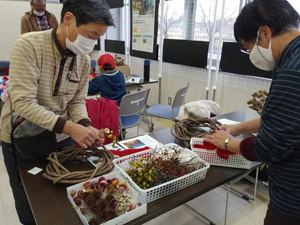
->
[205,0,300,224]
[21,0,58,34]
[1,0,114,224]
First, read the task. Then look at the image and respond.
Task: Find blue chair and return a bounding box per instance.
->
[143,82,191,130]
[119,88,150,140]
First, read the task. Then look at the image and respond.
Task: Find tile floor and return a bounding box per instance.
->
[0,118,269,225]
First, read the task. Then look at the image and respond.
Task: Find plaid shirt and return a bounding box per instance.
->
[34,14,50,31]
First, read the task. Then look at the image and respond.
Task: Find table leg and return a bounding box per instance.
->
[224,183,230,225]
[183,204,217,225]
[253,167,259,199]
[221,167,259,201]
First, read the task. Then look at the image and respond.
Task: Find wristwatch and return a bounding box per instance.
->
[224,138,232,151]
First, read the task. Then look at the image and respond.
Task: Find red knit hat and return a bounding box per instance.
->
[98,54,115,70]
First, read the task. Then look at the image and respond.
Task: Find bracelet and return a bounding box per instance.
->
[224,138,232,151]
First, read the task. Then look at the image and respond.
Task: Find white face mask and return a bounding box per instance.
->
[65,26,97,55]
[33,10,45,17]
[249,31,276,71]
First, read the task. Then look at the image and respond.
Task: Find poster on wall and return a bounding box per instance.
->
[130,0,159,60]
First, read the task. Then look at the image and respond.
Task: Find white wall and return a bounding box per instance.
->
[0,1,62,61]
[128,56,271,114]
[0,0,272,114]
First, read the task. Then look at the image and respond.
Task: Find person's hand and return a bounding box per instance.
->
[205,130,232,150]
[89,75,95,81]
[68,123,99,148]
[86,126,105,147]
[218,124,241,137]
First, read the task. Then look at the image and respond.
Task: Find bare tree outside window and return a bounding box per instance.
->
[157,0,184,44]
[195,0,238,42]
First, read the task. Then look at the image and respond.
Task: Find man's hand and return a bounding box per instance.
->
[86,126,105,147]
[63,121,99,148]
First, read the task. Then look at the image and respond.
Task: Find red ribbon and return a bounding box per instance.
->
[109,146,150,157]
[193,141,236,160]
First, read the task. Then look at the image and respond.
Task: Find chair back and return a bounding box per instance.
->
[172,82,191,108]
[171,82,190,118]
[119,88,150,116]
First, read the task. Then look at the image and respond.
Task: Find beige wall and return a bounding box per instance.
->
[0,1,62,61]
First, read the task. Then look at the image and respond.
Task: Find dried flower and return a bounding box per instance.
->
[112,178,119,186]
[73,197,82,206]
[77,190,84,199]
[88,217,98,225]
[83,181,90,190]
[70,190,76,197]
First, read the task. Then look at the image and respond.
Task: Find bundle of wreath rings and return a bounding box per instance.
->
[171,118,222,141]
[43,147,115,184]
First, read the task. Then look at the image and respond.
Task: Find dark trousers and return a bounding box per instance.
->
[264,204,300,225]
[2,138,75,225]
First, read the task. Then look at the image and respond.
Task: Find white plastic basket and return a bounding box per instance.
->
[67,172,147,225]
[191,137,256,169]
[113,144,210,204]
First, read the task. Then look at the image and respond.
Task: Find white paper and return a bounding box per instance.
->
[126,77,142,84]
[27,167,43,175]
[118,134,161,150]
[217,118,240,125]
[104,143,124,151]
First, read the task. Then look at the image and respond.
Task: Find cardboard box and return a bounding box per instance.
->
[116,64,130,77]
